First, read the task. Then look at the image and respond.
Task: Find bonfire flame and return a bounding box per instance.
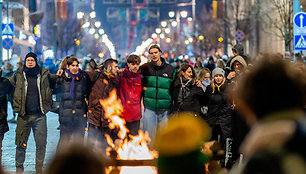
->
[100,90,158,174]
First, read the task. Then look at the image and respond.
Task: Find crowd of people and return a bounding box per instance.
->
[0,43,305,174]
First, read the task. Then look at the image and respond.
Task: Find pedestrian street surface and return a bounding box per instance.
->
[2,104,60,173]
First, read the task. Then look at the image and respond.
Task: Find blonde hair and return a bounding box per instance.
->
[211,77,225,93]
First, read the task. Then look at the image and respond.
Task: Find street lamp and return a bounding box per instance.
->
[161,21,167,28]
[165,28,171,34]
[198,35,204,40]
[94,21,101,28]
[169,11,175,18]
[151,33,158,39]
[166,38,171,43]
[82,21,90,28]
[160,33,165,39]
[187,17,192,22]
[155,28,162,34]
[77,12,84,19]
[98,29,104,35]
[90,11,96,18]
[89,28,95,35]
[171,21,178,27]
[180,11,188,18]
[185,40,190,45]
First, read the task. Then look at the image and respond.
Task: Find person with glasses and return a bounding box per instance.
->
[8,52,56,174]
[117,55,142,136]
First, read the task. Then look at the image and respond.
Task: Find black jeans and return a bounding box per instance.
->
[126,120,140,136]
[15,114,47,173]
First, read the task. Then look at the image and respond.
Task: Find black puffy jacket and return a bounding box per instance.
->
[172,77,205,116]
[205,82,232,127]
[55,70,91,122]
[0,76,13,135]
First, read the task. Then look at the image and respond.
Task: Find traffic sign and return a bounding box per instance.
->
[235,30,244,41]
[2,38,14,50]
[294,12,306,50]
[294,12,306,35]
[2,23,14,36]
[294,35,306,50]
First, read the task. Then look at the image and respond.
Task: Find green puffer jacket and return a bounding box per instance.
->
[140,58,176,111]
[8,67,53,116]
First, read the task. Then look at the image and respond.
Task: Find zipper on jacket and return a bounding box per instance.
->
[155,70,158,111]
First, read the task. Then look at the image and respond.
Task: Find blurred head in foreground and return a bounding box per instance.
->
[233,54,306,125]
[46,142,105,174]
[154,113,211,174]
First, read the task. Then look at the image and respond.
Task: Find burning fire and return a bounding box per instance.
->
[100,90,158,174]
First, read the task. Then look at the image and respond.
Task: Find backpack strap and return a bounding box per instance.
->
[92,71,101,87]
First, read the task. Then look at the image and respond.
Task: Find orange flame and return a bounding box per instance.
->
[101,90,158,174]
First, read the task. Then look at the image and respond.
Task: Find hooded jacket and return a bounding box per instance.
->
[8,66,54,116]
[140,58,176,111]
[118,67,142,122]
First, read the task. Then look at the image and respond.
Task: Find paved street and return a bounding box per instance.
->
[2,104,60,173]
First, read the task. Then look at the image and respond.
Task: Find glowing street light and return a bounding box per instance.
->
[187,17,193,22]
[185,40,190,45]
[171,21,178,27]
[90,11,96,18]
[98,29,104,35]
[166,38,171,43]
[94,21,101,28]
[180,11,188,18]
[169,11,175,18]
[77,12,84,19]
[165,28,171,34]
[82,22,90,28]
[151,33,158,39]
[89,28,96,35]
[94,33,99,39]
[188,37,193,43]
[160,33,165,39]
[198,35,204,40]
[161,21,167,28]
[218,37,224,42]
[155,28,162,34]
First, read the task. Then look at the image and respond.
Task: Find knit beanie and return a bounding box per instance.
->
[24,52,38,64]
[212,68,225,78]
[154,113,211,174]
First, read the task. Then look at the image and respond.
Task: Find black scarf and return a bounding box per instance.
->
[177,77,192,111]
[24,65,40,77]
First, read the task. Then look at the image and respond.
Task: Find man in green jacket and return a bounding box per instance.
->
[9,52,55,174]
[140,44,175,142]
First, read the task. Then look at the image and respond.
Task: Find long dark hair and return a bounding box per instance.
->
[177,64,197,85]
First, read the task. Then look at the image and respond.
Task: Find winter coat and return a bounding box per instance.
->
[8,67,55,116]
[205,81,232,128]
[140,58,176,111]
[55,70,91,123]
[87,70,119,127]
[172,77,205,116]
[1,69,14,78]
[231,111,306,174]
[117,67,142,122]
[0,76,12,135]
